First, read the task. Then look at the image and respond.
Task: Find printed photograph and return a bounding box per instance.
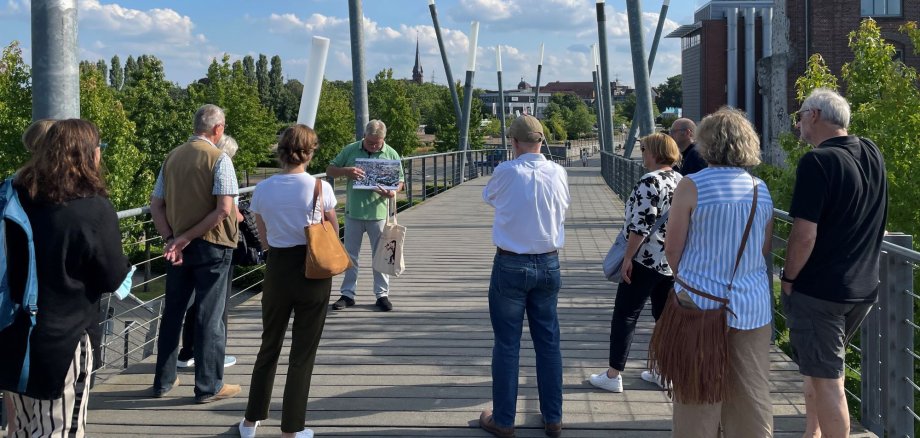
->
[353,158,401,190]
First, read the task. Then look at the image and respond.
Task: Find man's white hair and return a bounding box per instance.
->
[802,88,851,129]
[365,119,387,138]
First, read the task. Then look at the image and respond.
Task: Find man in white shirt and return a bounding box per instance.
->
[479,115,570,438]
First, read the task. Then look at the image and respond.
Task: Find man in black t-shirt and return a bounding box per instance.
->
[669,118,707,176]
[781,89,888,438]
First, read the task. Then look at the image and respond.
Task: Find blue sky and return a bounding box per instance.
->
[0,0,705,91]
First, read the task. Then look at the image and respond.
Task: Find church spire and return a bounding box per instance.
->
[412,37,423,84]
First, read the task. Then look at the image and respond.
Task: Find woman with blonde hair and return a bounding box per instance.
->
[0,119,130,437]
[590,133,682,393]
[658,107,774,437]
[238,124,336,438]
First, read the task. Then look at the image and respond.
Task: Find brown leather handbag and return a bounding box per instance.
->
[648,177,758,404]
[303,178,351,279]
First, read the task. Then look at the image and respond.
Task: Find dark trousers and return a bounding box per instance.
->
[178,266,234,362]
[608,262,673,371]
[153,239,233,398]
[245,246,332,433]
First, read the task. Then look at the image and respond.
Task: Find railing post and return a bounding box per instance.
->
[880,233,914,437]
[421,156,428,200]
[123,320,133,369]
[406,161,413,207]
[143,231,151,293]
[861,261,883,436]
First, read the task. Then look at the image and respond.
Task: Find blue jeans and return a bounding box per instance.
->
[153,239,233,398]
[488,252,563,428]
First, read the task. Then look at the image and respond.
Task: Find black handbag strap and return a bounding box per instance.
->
[676,175,758,304]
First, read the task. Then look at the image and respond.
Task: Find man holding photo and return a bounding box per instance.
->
[326,120,405,312]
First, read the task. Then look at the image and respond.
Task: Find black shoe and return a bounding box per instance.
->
[375,296,393,312]
[332,296,355,310]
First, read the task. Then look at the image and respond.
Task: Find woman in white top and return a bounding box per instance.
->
[238,124,337,438]
[590,133,682,393]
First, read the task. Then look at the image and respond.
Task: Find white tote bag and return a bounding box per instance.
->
[373,198,406,276]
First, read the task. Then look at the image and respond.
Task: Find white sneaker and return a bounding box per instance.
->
[641,370,665,388]
[294,429,314,438]
[589,370,623,393]
[177,358,194,368]
[224,355,237,368]
[238,419,259,438]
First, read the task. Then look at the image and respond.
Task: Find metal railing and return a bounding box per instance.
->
[600,151,919,437]
[93,148,515,380]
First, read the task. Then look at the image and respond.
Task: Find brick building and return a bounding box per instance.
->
[669,0,919,147]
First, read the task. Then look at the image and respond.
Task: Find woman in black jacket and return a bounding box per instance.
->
[0,119,130,437]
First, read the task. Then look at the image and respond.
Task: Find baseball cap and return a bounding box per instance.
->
[508,115,544,143]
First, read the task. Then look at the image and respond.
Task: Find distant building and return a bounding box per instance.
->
[412,38,423,84]
[668,0,919,131]
[479,78,552,118]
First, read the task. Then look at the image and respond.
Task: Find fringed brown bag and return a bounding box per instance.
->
[648,177,758,405]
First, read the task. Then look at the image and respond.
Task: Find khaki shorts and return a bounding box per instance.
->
[782,291,873,379]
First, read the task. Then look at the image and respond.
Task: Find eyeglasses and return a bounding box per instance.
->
[793,107,819,123]
[668,128,688,135]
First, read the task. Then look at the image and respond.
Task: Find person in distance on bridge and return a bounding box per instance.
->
[480,115,570,438]
[668,118,707,176]
[782,88,888,438]
[326,119,404,312]
[149,104,241,403]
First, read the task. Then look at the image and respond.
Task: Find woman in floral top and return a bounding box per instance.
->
[590,133,682,393]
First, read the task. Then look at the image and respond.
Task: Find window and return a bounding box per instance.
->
[682,34,701,50]
[861,0,901,17]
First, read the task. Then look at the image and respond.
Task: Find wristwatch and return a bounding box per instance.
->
[780,268,796,283]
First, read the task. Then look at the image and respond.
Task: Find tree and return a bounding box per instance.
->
[119,54,189,183]
[277,79,303,123]
[432,83,484,152]
[256,54,269,107]
[310,79,355,174]
[110,55,123,90]
[187,54,278,175]
[268,55,285,120]
[124,55,137,87]
[242,55,256,86]
[79,67,151,209]
[616,94,660,125]
[655,74,682,111]
[367,69,419,156]
[406,82,446,127]
[0,41,32,178]
[95,59,108,82]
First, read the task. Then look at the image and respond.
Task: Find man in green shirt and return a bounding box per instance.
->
[327,120,405,311]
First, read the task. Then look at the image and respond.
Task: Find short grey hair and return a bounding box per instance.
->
[216,134,239,159]
[194,104,226,135]
[673,118,697,133]
[365,119,387,138]
[801,88,850,129]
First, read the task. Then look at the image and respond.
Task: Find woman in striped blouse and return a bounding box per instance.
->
[664,107,775,437]
[590,133,682,393]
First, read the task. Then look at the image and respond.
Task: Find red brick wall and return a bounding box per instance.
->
[786,0,920,110]
[701,20,728,120]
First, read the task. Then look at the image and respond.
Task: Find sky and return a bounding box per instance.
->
[0,0,706,91]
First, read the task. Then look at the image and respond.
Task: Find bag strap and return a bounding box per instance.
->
[388,197,398,226]
[674,175,758,308]
[727,175,758,291]
[311,178,324,224]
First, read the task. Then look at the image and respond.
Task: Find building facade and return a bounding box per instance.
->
[479,79,552,118]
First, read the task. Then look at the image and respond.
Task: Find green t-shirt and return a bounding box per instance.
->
[330,140,405,220]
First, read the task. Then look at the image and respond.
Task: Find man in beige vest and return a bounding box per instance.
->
[150,104,241,403]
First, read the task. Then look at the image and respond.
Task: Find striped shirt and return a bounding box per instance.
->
[676,167,774,330]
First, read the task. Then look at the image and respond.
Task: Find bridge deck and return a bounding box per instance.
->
[85,163,820,437]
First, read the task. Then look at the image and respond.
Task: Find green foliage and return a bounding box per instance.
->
[109,55,123,90]
[119,54,189,184]
[794,54,838,103]
[545,113,567,142]
[368,69,419,156]
[406,81,445,127]
[615,93,660,125]
[268,55,285,120]
[187,54,278,176]
[276,79,302,123]
[242,55,256,87]
[256,54,269,107]
[654,74,682,110]
[0,41,32,178]
[79,68,151,210]
[311,79,355,174]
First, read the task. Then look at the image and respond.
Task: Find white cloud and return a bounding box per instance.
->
[0,0,28,17]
